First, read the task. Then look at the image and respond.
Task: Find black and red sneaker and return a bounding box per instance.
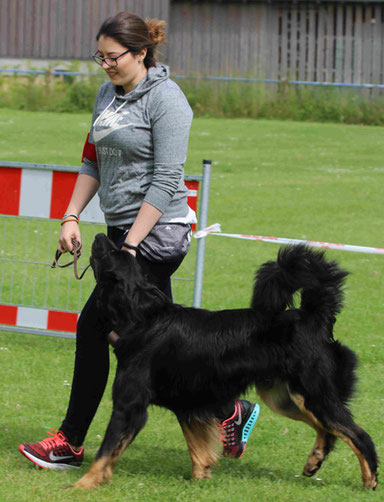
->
[18,428,84,470]
[221,400,260,458]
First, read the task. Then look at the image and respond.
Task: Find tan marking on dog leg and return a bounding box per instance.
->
[279,392,339,478]
[258,386,317,428]
[290,393,378,490]
[109,435,133,472]
[288,393,324,429]
[332,431,377,490]
[303,429,335,477]
[259,388,333,477]
[73,458,110,490]
[180,418,221,480]
[73,435,133,489]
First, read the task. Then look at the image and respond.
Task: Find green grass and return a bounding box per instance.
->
[0,109,383,501]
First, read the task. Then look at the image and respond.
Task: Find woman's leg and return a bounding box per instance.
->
[60,286,110,446]
[59,227,133,445]
[19,272,111,467]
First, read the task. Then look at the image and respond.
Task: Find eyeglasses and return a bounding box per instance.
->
[92,49,131,67]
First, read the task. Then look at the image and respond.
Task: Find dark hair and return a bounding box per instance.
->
[96,12,167,69]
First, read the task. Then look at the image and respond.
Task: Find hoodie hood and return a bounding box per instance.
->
[115,63,170,102]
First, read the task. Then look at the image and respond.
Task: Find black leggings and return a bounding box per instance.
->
[60,227,184,446]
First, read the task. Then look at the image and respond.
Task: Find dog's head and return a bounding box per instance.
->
[90,233,145,327]
[90,233,170,330]
[90,233,138,284]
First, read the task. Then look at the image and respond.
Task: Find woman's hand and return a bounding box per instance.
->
[59,221,81,253]
[57,173,99,253]
[122,247,137,258]
[121,242,137,258]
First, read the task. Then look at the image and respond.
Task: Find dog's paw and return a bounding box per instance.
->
[203,466,213,479]
[191,465,213,480]
[72,473,105,490]
[303,461,323,477]
[363,473,378,491]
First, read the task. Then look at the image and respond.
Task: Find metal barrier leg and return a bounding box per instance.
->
[193,159,212,308]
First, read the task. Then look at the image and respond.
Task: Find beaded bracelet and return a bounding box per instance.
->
[61,218,79,226]
[62,213,79,221]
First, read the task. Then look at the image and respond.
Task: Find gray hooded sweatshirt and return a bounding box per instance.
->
[80,64,194,227]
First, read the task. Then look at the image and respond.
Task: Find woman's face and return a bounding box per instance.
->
[96,35,147,93]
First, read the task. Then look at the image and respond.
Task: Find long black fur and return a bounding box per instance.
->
[80,234,378,489]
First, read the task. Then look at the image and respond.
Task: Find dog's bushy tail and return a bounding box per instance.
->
[251,245,348,324]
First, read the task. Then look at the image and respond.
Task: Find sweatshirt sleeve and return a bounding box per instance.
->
[144,85,193,213]
[79,86,103,182]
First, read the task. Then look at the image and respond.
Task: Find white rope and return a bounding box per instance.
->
[194,224,384,255]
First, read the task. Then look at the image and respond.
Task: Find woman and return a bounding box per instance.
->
[18,12,259,469]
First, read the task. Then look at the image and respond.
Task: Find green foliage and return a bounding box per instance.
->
[1,68,384,124]
[0,72,103,113]
[176,78,384,125]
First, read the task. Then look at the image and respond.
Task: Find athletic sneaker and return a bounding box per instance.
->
[18,428,84,470]
[221,400,260,458]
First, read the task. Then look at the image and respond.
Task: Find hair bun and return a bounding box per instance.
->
[145,18,167,45]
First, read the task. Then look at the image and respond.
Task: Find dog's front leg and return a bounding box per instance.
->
[73,433,133,489]
[73,409,137,489]
[73,383,149,489]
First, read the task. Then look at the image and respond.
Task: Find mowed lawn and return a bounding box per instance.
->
[0,109,383,502]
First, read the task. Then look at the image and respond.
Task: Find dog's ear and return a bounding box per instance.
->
[104,251,142,282]
[96,250,170,328]
[97,281,130,328]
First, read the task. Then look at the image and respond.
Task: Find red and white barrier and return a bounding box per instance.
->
[0,304,79,333]
[0,165,104,222]
[0,165,199,225]
[194,223,384,255]
[0,163,201,334]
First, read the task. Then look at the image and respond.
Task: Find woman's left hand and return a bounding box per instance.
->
[122,247,137,258]
[121,241,138,257]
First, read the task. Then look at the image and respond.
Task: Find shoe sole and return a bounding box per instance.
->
[18,445,81,470]
[241,403,260,443]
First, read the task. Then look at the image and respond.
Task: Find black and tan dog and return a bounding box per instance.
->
[74,234,378,490]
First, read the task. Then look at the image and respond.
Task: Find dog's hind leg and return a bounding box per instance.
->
[329,422,378,490]
[289,392,378,490]
[258,383,336,477]
[303,429,336,477]
[179,417,221,480]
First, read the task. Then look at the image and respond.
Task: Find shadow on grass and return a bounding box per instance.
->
[6,409,371,493]
[77,443,367,493]
[9,434,369,496]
